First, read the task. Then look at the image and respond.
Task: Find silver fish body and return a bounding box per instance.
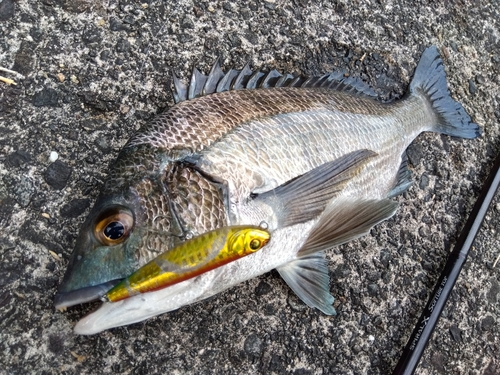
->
[54,46,480,334]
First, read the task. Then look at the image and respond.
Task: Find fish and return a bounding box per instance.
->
[54,46,480,335]
[105,225,270,302]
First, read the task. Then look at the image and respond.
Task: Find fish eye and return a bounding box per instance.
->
[104,221,125,240]
[94,206,134,246]
[249,239,261,251]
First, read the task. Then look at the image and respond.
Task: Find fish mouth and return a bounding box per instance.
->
[54,279,122,310]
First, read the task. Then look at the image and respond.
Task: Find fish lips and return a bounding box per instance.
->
[54,219,139,309]
[54,279,122,309]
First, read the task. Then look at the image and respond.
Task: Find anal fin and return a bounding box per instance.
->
[298,198,398,257]
[277,252,336,315]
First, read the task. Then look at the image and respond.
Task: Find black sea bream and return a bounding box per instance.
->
[54,46,480,334]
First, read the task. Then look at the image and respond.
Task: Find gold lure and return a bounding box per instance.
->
[105,226,270,302]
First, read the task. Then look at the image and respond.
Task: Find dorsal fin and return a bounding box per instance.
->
[232,62,253,90]
[188,67,207,100]
[202,58,224,96]
[260,69,283,88]
[172,59,379,104]
[172,71,188,104]
[246,70,266,89]
[275,73,294,87]
[216,68,240,93]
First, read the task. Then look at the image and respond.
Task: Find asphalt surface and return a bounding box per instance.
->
[0,1,499,374]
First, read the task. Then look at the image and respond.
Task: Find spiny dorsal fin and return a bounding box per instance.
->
[232,62,253,90]
[260,69,283,88]
[275,73,294,87]
[246,70,266,89]
[172,59,378,104]
[202,58,224,95]
[172,71,188,104]
[188,67,207,100]
[216,68,240,93]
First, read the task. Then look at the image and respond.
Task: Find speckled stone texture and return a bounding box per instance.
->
[0,1,499,374]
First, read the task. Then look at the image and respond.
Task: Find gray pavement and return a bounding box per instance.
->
[0,0,499,374]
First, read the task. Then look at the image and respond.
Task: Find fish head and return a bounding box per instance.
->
[54,146,184,309]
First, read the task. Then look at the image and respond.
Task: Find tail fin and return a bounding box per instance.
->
[410,46,481,139]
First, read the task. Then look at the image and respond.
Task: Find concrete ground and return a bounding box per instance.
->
[0,0,499,374]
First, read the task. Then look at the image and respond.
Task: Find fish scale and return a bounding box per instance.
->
[196,98,426,206]
[53,47,481,334]
[126,88,379,153]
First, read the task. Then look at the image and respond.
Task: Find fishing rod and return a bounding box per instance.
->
[392,150,500,375]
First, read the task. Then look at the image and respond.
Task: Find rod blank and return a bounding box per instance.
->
[392,151,500,375]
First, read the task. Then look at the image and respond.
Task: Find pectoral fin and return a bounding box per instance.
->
[253,149,377,227]
[298,198,398,257]
[277,252,336,315]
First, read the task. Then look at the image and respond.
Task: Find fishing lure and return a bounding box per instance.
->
[105,225,270,302]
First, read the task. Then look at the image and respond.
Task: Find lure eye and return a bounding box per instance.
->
[249,239,262,251]
[94,206,134,246]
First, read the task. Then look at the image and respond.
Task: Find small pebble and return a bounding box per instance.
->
[287,293,307,312]
[449,324,462,342]
[419,173,429,190]
[45,160,72,190]
[0,0,15,21]
[49,250,61,261]
[9,175,35,207]
[60,198,90,218]
[6,150,31,168]
[481,315,495,331]
[243,334,263,357]
[255,281,272,296]
[33,88,59,107]
[441,46,449,60]
[367,283,379,296]
[468,79,477,94]
[120,104,130,114]
[70,351,86,362]
[49,151,58,162]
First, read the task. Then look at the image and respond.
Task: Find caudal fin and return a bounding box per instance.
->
[410,46,481,139]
